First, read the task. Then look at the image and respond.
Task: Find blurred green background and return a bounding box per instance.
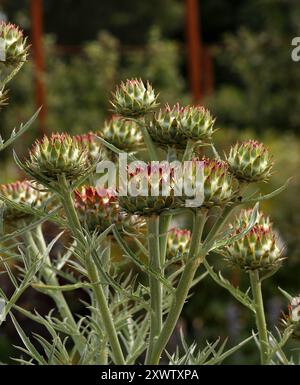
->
[0,0,299,364]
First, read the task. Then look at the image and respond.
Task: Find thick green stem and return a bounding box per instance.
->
[182,139,194,162]
[149,209,207,364]
[145,215,162,363]
[159,214,172,268]
[56,174,125,365]
[249,270,269,365]
[23,228,86,354]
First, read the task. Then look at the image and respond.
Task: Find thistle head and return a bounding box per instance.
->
[99,116,143,150]
[118,163,178,216]
[111,79,159,117]
[186,157,238,207]
[227,140,273,182]
[148,104,188,148]
[180,106,215,141]
[73,132,107,162]
[74,186,142,233]
[0,180,49,221]
[223,209,285,272]
[27,133,90,183]
[167,228,191,260]
[0,22,28,67]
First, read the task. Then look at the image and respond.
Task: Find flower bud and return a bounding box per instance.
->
[148,104,188,148]
[118,163,178,216]
[180,106,215,141]
[73,132,107,162]
[185,158,238,207]
[0,180,49,221]
[111,79,159,117]
[167,228,191,260]
[224,209,284,271]
[27,133,90,183]
[227,140,273,182]
[0,22,28,67]
[74,186,142,233]
[99,116,143,150]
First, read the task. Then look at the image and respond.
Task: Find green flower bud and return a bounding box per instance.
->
[118,163,178,216]
[186,158,238,207]
[223,209,285,272]
[74,186,142,233]
[0,22,28,67]
[0,180,49,221]
[179,106,215,141]
[227,140,273,182]
[167,228,191,260]
[148,104,188,148]
[74,132,107,162]
[27,133,90,183]
[99,116,143,150]
[111,79,159,117]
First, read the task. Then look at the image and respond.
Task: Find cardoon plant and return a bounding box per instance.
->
[0,22,297,366]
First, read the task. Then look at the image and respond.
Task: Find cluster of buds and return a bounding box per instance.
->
[73,132,106,162]
[0,22,28,67]
[98,117,143,151]
[26,133,90,182]
[187,157,238,207]
[118,163,178,216]
[148,104,215,148]
[111,79,159,117]
[74,186,141,233]
[167,228,191,260]
[223,209,285,272]
[0,180,49,221]
[227,140,273,182]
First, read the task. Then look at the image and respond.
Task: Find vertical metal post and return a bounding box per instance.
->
[185,0,202,102]
[30,0,46,134]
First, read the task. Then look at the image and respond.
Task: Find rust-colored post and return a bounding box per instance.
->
[30,0,46,134]
[203,45,214,96]
[185,0,202,102]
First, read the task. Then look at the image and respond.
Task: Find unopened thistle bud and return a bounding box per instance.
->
[74,186,142,233]
[148,104,188,148]
[167,228,191,260]
[118,163,178,216]
[227,140,273,182]
[98,116,143,150]
[186,158,238,207]
[0,180,49,221]
[111,79,159,117]
[73,132,106,162]
[26,133,90,183]
[0,22,28,67]
[223,209,284,272]
[180,106,215,141]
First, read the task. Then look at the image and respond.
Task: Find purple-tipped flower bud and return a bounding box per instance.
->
[111,79,159,117]
[26,133,90,182]
[227,140,273,182]
[223,209,285,272]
